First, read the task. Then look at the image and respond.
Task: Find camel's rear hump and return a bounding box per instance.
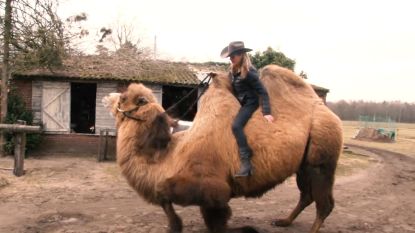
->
[306,104,343,167]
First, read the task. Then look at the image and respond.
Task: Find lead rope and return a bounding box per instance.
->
[175,75,212,119]
[164,73,213,119]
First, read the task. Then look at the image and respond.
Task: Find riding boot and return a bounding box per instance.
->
[234,148,253,178]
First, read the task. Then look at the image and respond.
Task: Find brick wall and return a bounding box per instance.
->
[31,134,116,159]
[11,79,32,110]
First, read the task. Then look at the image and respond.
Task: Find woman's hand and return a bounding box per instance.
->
[264,114,274,123]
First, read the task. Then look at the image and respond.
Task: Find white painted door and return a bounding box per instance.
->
[42,82,70,133]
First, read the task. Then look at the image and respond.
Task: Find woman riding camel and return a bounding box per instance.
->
[220,41,274,177]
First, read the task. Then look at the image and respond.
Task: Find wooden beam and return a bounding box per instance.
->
[0,124,41,133]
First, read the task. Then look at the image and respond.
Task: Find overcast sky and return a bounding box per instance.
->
[59,0,415,102]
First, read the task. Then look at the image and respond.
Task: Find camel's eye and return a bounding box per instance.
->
[120,93,127,103]
[136,96,148,106]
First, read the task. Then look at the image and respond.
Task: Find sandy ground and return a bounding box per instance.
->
[0,145,414,233]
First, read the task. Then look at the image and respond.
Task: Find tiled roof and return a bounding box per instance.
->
[311,84,330,93]
[13,55,199,86]
[187,62,228,73]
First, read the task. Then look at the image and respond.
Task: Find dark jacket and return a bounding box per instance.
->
[231,67,271,115]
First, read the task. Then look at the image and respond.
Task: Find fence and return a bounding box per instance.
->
[357,115,397,141]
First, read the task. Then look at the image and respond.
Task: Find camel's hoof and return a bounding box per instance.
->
[271,218,292,227]
[228,226,260,233]
[166,225,182,233]
[166,230,181,233]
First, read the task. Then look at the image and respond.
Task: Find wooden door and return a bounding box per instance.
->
[42,82,70,133]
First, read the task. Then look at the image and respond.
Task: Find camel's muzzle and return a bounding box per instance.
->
[117,103,145,121]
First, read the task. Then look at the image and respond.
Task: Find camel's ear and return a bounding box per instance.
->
[102,93,121,116]
[208,72,218,78]
[142,113,171,152]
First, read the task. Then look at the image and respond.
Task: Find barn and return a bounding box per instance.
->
[311,84,329,104]
[11,55,200,155]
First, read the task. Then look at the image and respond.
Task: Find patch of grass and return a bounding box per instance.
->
[103,165,121,180]
[336,150,377,176]
[0,176,9,188]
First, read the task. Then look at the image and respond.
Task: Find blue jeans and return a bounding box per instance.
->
[231,101,259,158]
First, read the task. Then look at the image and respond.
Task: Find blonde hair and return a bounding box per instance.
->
[230,52,252,78]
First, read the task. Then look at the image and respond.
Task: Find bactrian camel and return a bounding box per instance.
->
[103,64,343,233]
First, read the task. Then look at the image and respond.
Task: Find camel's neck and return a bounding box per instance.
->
[116,121,178,203]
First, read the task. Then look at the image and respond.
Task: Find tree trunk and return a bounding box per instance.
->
[0,0,13,157]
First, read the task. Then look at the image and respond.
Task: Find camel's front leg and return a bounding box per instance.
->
[162,202,183,233]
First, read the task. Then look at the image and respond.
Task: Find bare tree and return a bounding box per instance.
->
[327,100,415,123]
[0,0,86,155]
[99,21,151,59]
[0,0,12,156]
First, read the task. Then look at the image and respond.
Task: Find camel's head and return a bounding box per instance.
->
[103,83,158,121]
[103,83,176,155]
[209,72,232,92]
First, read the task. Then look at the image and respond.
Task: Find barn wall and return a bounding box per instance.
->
[32,81,42,124]
[31,134,115,158]
[151,85,162,104]
[11,79,32,111]
[95,82,117,134]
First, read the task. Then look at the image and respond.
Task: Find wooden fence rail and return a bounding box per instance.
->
[0,122,41,176]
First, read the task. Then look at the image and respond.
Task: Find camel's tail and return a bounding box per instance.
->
[303,133,312,162]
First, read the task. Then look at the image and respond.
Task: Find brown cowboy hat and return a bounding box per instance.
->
[220,41,252,58]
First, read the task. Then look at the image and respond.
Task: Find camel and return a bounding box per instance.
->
[103,64,343,233]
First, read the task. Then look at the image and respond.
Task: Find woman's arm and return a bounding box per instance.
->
[246,69,272,116]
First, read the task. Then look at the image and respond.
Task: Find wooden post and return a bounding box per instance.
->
[13,120,26,176]
[104,129,109,160]
[13,132,25,176]
[98,129,104,162]
[97,128,116,162]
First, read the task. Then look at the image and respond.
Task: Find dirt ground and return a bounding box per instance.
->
[1,145,415,233]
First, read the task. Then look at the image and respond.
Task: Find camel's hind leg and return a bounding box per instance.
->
[308,163,336,233]
[272,159,336,233]
[162,202,183,233]
[272,164,314,227]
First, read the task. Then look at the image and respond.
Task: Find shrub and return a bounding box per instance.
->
[4,90,42,155]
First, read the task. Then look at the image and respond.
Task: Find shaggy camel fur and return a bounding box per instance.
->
[103,64,343,233]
